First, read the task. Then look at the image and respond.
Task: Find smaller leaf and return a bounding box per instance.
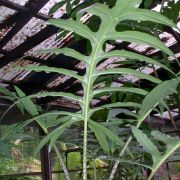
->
[138,77,180,124]
[151,131,179,145]
[72,0,80,6]
[34,118,81,155]
[0,86,16,98]
[49,1,66,14]
[106,108,139,119]
[86,3,113,23]
[14,86,39,117]
[0,86,25,114]
[14,92,83,107]
[91,102,141,114]
[1,124,19,140]
[98,50,174,74]
[131,126,161,158]
[36,48,89,65]
[0,140,10,157]
[44,114,70,128]
[148,131,180,180]
[144,0,153,8]
[118,9,177,30]
[3,111,81,139]
[98,156,152,169]
[89,120,123,146]
[66,1,72,15]
[89,123,110,154]
[21,65,84,83]
[113,0,142,14]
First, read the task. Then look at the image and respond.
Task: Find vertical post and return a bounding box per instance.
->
[65,152,68,168]
[39,129,52,180]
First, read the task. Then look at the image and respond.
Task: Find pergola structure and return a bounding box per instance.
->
[0,0,180,179]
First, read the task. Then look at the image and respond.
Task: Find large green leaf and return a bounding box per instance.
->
[113,0,142,14]
[3,1,176,179]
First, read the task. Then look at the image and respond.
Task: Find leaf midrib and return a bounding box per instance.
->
[82,18,116,179]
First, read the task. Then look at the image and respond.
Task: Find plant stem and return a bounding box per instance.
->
[82,21,114,179]
[109,136,132,180]
[93,158,97,180]
[167,109,177,129]
[53,144,71,180]
[82,47,98,180]
[83,112,88,180]
[109,119,143,179]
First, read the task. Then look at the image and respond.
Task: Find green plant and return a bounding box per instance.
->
[0,86,71,180]
[109,77,180,179]
[1,0,180,179]
[131,127,180,180]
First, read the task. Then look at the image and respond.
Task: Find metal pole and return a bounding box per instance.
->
[39,129,52,180]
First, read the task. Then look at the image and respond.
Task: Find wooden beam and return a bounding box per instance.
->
[164,26,180,45]
[0,26,57,68]
[0,49,78,68]
[39,129,52,180]
[0,1,88,68]
[0,0,30,12]
[0,0,51,21]
[0,0,49,49]
[4,39,88,95]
